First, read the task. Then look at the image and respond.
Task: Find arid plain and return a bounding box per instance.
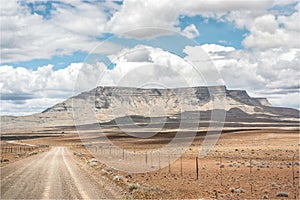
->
[1,86,299,199]
[1,124,299,199]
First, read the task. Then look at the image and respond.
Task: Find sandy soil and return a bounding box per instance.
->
[1,147,122,199]
[124,129,300,199]
[1,128,299,199]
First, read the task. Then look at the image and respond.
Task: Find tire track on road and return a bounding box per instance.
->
[1,147,119,199]
[62,147,90,199]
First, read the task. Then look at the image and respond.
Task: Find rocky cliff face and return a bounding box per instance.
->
[1,86,299,132]
[45,85,298,120]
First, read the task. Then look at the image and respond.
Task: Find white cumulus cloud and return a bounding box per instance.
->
[0,0,122,63]
[0,62,107,115]
[182,24,200,39]
[1,43,299,115]
[197,44,300,108]
[1,0,300,115]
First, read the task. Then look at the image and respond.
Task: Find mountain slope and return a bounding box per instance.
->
[1,86,299,133]
[45,85,298,118]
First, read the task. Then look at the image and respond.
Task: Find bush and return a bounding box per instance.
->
[262,194,268,199]
[269,182,278,187]
[235,188,246,194]
[113,175,125,182]
[276,192,289,197]
[106,167,115,173]
[128,183,140,192]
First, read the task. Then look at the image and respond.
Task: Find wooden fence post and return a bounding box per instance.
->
[180,156,183,176]
[220,156,223,186]
[196,157,199,180]
[158,153,161,169]
[250,158,253,197]
[292,154,296,199]
[168,155,171,173]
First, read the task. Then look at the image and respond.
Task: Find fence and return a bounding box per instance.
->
[1,144,48,154]
[81,144,299,199]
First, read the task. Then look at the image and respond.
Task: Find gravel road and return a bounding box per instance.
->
[1,147,117,199]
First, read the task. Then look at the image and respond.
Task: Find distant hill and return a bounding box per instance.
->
[1,86,299,133]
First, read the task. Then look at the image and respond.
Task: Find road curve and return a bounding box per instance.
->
[1,147,117,199]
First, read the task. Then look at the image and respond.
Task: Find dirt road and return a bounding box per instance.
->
[1,147,117,199]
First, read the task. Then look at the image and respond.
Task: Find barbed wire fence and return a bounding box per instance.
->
[81,144,299,198]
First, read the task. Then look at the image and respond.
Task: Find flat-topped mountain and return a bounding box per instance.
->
[45,85,297,118]
[1,86,299,133]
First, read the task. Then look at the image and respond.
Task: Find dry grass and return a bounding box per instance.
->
[68,129,299,199]
[2,128,299,199]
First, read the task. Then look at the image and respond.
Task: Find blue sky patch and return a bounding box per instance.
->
[178,15,248,49]
[26,1,54,19]
[269,2,298,16]
[108,34,196,59]
[3,51,88,70]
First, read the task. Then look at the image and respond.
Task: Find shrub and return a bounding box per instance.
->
[113,175,125,182]
[269,182,278,187]
[262,194,268,199]
[129,183,140,192]
[235,188,246,194]
[276,192,289,197]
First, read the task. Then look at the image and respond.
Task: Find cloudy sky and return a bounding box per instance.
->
[0,0,299,116]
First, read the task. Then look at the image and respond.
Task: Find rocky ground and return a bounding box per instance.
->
[2,128,298,199]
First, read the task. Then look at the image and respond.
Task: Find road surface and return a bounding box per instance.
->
[1,147,117,199]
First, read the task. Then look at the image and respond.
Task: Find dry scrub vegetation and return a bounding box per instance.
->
[0,141,49,166]
[2,128,298,199]
[70,129,299,199]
